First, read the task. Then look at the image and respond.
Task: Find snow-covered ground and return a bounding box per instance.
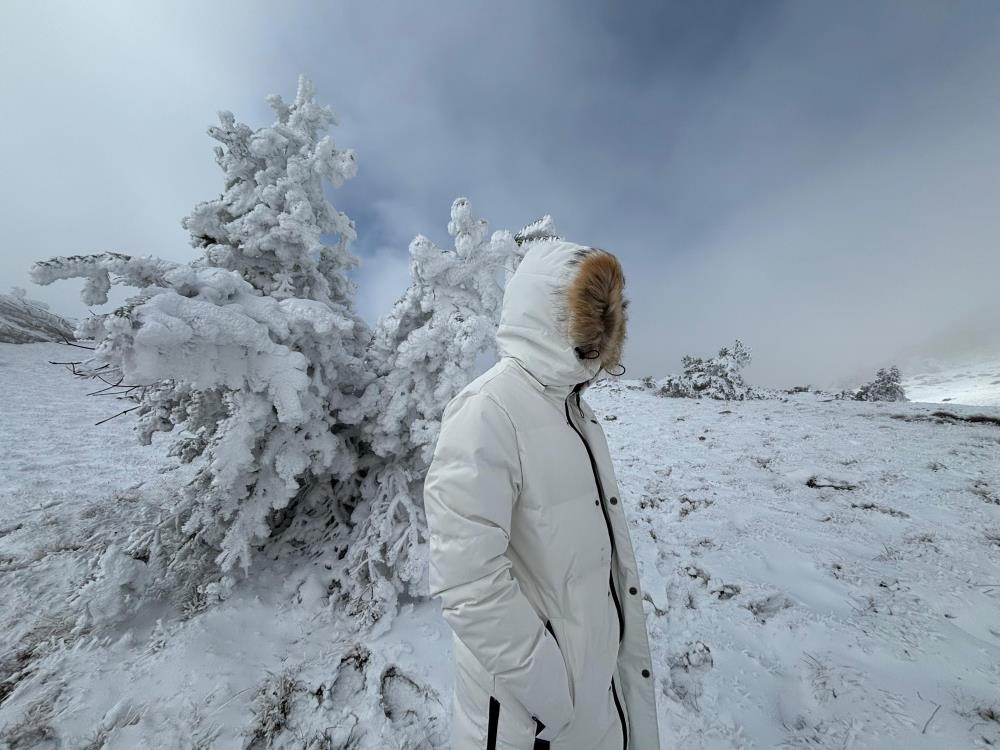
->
[588,379,1000,749]
[0,344,451,749]
[903,356,1000,407]
[0,292,74,344]
[2,343,999,748]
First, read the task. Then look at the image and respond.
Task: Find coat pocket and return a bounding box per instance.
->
[485,692,539,749]
[544,618,575,708]
[528,619,563,747]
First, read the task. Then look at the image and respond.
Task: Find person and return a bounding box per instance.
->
[423,237,660,749]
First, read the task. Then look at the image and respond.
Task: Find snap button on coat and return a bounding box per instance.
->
[424,239,660,749]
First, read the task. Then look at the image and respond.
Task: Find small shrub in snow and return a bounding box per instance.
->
[657,340,764,400]
[245,671,298,749]
[0,701,56,749]
[841,366,907,402]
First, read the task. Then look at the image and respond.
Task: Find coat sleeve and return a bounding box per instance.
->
[423,390,573,739]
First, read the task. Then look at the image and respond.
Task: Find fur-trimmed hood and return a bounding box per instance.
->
[496,238,627,389]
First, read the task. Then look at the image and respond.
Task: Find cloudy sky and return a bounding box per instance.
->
[3,1,999,387]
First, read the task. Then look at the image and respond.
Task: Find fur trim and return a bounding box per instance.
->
[565,248,628,371]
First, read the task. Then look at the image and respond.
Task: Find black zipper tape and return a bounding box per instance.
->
[486,695,500,750]
[611,677,629,749]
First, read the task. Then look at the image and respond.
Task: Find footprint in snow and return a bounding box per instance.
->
[710,583,741,600]
[328,646,368,707]
[380,665,447,748]
[667,641,713,711]
[678,495,714,518]
[744,593,793,624]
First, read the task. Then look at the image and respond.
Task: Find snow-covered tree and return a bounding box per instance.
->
[32,78,371,607]
[658,339,763,400]
[334,198,522,625]
[31,77,543,628]
[849,366,907,402]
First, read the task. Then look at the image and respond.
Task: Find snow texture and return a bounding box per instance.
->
[903,355,1000,407]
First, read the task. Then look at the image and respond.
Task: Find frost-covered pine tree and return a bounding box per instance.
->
[335,198,522,625]
[31,77,549,630]
[852,365,907,402]
[658,339,762,400]
[32,77,372,607]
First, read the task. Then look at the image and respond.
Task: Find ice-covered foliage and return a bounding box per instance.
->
[845,365,908,402]
[335,198,521,625]
[182,78,359,304]
[32,78,371,590]
[657,339,764,400]
[30,78,532,629]
[513,214,557,246]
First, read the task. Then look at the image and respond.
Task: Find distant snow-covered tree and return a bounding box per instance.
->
[335,198,522,625]
[849,366,907,402]
[658,339,763,400]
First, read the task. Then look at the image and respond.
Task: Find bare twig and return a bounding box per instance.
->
[922,703,941,734]
[59,336,95,350]
[94,406,141,426]
[87,376,125,396]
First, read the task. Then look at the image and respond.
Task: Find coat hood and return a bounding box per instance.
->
[496,238,628,389]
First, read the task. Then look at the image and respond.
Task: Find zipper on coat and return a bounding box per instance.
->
[611,676,628,750]
[486,696,500,750]
[564,388,625,643]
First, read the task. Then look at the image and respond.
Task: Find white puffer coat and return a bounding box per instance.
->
[424,238,660,749]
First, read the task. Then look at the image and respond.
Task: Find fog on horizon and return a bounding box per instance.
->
[2,1,998,390]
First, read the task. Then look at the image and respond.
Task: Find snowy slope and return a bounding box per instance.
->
[0,344,451,749]
[0,292,75,344]
[2,344,999,749]
[903,356,1000,407]
[587,380,1000,749]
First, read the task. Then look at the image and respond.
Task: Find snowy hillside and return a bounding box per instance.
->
[0,290,75,344]
[2,343,999,749]
[903,356,1000,407]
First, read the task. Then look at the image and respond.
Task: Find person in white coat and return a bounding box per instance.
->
[423,237,660,749]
